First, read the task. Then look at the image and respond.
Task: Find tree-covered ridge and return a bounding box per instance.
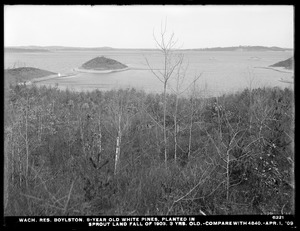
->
[193,46,293,52]
[5,45,293,52]
[5,47,51,53]
[4,84,294,216]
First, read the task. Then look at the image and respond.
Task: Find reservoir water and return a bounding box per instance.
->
[4,50,293,96]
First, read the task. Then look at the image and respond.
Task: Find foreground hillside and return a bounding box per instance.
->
[4,84,294,216]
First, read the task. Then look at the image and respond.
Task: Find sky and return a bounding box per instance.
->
[4,5,294,49]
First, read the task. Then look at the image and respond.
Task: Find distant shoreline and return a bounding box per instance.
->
[30,73,77,83]
[278,78,293,84]
[254,66,293,74]
[5,45,293,52]
[74,67,129,74]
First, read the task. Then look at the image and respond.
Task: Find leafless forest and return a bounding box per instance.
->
[4,28,294,216]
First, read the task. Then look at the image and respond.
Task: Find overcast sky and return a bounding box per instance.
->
[4,5,294,49]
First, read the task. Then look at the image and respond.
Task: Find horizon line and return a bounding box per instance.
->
[5,45,294,50]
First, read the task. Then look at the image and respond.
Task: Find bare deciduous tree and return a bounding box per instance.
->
[107,91,138,175]
[146,22,186,167]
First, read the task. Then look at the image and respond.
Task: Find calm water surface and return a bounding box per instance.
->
[5,50,293,96]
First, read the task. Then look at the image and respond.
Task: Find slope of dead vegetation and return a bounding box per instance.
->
[4,84,294,216]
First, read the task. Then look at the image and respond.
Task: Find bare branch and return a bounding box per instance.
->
[179,72,203,95]
[145,57,164,83]
[153,32,164,51]
[141,107,164,130]
[167,163,218,215]
[165,55,184,81]
[63,180,75,214]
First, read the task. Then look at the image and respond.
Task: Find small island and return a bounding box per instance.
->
[75,56,129,73]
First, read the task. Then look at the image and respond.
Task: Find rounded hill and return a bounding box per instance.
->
[270,57,294,70]
[5,67,57,85]
[80,56,128,70]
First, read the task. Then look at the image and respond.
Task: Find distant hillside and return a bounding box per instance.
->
[270,57,294,70]
[49,46,114,51]
[80,56,127,70]
[193,46,293,52]
[5,67,56,85]
[5,46,114,52]
[5,47,51,53]
[5,45,293,52]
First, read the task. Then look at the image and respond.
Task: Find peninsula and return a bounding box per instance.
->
[5,67,57,85]
[270,57,294,70]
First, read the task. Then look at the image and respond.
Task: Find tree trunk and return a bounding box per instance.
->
[188,99,193,159]
[25,99,29,183]
[114,115,122,175]
[4,131,11,210]
[79,117,86,157]
[96,113,102,164]
[163,82,168,168]
[226,148,230,203]
[216,98,223,141]
[249,88,252,130]
[174,95,179,163]
[18,146,21,187]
